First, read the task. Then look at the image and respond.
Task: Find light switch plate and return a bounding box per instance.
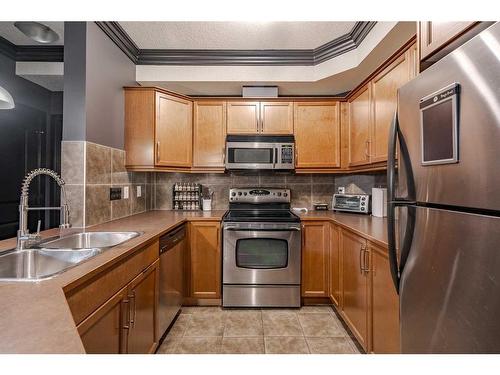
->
[338,186,345,194]
[123,186,129,199]
[137,186,142,197]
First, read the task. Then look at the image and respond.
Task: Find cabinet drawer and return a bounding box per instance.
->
[66,240,159,325]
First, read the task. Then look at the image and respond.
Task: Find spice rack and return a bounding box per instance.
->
[172,182,202,210]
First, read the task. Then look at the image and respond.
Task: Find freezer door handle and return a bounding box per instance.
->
[387,109,416,293]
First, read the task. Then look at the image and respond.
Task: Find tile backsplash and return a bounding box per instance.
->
[62,140,386,225]
[62,141,154,228]
[152,171,386,210]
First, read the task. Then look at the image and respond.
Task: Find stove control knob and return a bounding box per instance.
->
[231,192,236,197]
[277,192,281,196]
[244,192,247,196]
[283,192,288,197]
[238,192,242,196]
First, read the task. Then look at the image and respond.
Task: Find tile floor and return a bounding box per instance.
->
[156,305,362,354]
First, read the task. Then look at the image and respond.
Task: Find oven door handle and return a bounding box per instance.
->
[223,225,301,231]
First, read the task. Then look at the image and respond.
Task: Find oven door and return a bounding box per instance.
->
[225,141,276,170]
[223,222,301,285]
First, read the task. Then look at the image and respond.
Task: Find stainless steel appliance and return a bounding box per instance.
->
[332,193,371,214]
[388,22,500,353]
[158,224,185,338]
[225,135,294,170]
[222,187,301,307]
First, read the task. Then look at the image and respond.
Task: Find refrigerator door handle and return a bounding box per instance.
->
[387,109,417,293]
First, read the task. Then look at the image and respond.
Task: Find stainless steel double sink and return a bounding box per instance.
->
[0,231,141,281]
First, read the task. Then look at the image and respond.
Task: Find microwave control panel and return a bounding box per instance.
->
[280,145,294,164]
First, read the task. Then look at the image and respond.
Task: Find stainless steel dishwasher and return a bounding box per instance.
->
[158,224,186,338]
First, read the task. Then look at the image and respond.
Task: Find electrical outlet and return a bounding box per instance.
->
[137,186,142,197]
[123,186,129,199]
[338,186,346,194]
[110,187,122,201]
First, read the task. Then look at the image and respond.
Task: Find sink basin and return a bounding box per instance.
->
[39,231,141,250]
[0,248,102,281]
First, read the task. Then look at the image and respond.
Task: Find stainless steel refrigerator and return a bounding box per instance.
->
[388,22,500,353]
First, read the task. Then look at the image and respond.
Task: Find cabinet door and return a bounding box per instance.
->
[301,221,329,297]
[77,287,128,354]
[371,243,400,353]
[370,54,411,163]
[193,101,226,168]
[341,229,370,350]
[294,102,341,168]
[260,101,294,134]
[419,22,476,60]
[126,260,159,354]
[328,223,341,307]
[227,101,260,134]
[348,85,371,167]
[188,221,221,299]
[155,93,193,167]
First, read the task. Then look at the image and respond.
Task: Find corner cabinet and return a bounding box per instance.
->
[301,221,330,297]
[294,102,341,170]
[124,87,192,171]
[227,101,293,135]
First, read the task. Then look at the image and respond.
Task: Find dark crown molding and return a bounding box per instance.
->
[0,36,63,62]
[96,21,377,66]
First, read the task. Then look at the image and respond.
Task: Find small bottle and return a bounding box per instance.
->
[174,202,179,210]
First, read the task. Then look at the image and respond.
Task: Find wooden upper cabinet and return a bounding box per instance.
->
[226,101,260,134]
[188,221,221,299]
[126,260,159,354]
[370,243,400,354]
[419,22,476,61]
[370,53,411,163]
[125,88,156,168]
[329,223,341,308]
[301,221,329,297]
[193,101,226,169]
[260,101,294,134]
[341,229,370,351]
[294,101,341,169]
[155,92,193,167]
[348,85,371,167]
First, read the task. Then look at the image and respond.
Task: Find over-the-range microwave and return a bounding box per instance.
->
[225,135,295,170]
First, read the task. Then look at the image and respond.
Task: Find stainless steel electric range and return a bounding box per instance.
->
[222,187,301,308]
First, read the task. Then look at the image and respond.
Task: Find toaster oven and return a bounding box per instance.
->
[332,193,371,214]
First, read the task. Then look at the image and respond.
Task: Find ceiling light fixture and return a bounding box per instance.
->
[0,86,15,110]
[14,21,59,44]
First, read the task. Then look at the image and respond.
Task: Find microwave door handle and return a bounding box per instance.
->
[274,147,278,168]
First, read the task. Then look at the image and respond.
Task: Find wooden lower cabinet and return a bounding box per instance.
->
[340,228,370,351]
[187,221,221,299]
[301,221,329,297]
[370,242,400,353]
[75,259,159,354]
[77,286,128,354]
[328,223,341,307]
[126,260,159,354]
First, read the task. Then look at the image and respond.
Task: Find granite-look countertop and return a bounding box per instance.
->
[0,209,387,353]
[0,210,225,354]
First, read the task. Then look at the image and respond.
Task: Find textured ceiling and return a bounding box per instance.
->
[0,22,64,45]
[136,22,417,96]
[119,22,356,50]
